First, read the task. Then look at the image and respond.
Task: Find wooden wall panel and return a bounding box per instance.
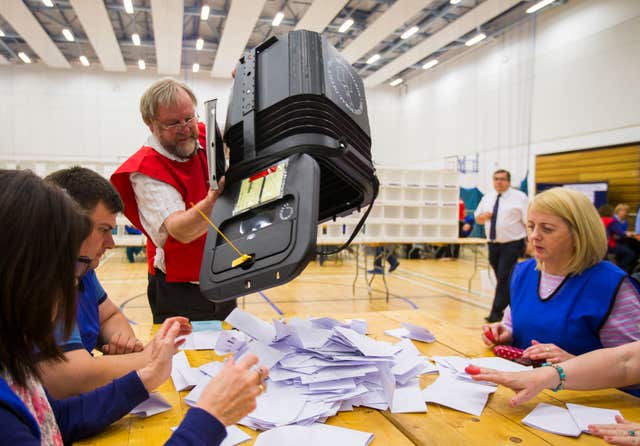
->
[535,144,640,227]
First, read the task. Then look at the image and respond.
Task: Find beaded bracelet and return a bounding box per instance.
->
[542,362,566,392]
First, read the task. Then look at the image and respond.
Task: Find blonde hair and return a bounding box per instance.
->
[614,203,630,215]
[530,187,606,275]
[140,77,197,125]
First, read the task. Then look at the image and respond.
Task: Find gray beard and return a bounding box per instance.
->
[166,138,197,160]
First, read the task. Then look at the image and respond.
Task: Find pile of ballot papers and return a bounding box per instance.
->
[159,309,625,441]
[171,308,438,429]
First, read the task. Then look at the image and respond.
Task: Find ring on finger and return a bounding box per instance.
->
[252,365,264,379]
[630,430,636,437]
[258,383,265,394]
[544,346,550,352]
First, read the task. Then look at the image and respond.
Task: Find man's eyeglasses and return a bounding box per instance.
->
[75,256,92,278]
[157,114,199,132]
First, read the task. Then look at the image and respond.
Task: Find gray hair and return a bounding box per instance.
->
[139,77,197,125]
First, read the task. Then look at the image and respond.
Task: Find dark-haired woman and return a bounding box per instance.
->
[0,169,267,445]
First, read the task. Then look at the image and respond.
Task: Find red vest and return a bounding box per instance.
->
[111,146,209,282]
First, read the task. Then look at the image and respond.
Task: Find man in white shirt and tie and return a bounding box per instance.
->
[475,169,528,322]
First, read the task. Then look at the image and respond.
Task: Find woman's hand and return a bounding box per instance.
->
[481,323,512,346]
[589,415,640,445]
[137,317,192,392]
[522,340,574,363]
[466,365,559,407]
[196,353,269,426]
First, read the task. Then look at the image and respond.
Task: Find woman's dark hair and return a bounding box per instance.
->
[0,169,91,387]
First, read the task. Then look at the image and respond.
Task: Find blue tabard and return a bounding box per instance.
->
[510,259,627,355]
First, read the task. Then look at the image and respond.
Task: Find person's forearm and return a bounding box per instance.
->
[164,193,214,243]
[49,371,148,443]
[559,343,640,390]
[39,350,150,399]
[99,312,137,346]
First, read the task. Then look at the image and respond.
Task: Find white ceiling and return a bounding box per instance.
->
[0,0,560,86]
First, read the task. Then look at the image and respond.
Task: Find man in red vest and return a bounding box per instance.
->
[111,78,236,323]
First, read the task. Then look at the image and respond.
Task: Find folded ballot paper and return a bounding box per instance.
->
[522,403,622,437]
[170,424,250,446]
[420,355,531,416]
[253,423,373,446]
[130,392,172,417]
[384,322,436,343]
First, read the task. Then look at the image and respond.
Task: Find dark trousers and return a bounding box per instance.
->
[373,247,398,268]
[610,243,637,274]
[487,239,526,321]
[147,270,237,324]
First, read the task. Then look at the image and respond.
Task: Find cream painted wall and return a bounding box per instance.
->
[372,0,640,192]
[0,67,233,164]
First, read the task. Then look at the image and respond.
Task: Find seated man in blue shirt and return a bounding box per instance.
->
[39,167,152,398]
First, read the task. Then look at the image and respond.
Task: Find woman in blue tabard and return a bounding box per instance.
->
[481,187,640,365]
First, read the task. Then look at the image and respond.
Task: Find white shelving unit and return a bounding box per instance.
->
[317,167,460,245]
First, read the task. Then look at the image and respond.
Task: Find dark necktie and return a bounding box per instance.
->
[489,193,501,241]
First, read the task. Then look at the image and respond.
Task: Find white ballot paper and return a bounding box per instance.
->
[171,351,208,391]
[226,308,276,344]
[422,368,496,416]
[253,423,373,446]
[130,392,172,417]
[566,403,622,433]
[522,403,582,437]
[179,330,221,350]
[170,424,250,446]
[384,322,436,343]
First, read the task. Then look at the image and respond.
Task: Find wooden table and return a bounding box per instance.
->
[76,310,640,445]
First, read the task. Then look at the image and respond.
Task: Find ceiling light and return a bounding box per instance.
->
[192,63,200,73]
[79,55,89,66]
[201,5,210,20]
[0,29,4,38]
[132,33,140,46]
[389,78,403,87]
[196,37,204,50]
[42,0,54,7]
[18,52,31,64]
[338,19,353,33]
[366,54,380,64]
[272,11,284,27]
[123,0,134,14]
[138,59,145,70]
[450,0,462,4]
[465,33,486,46]
[62,28,74,42]
[526,0,556,14]
[400,26,419,40]
[422,59,438,70]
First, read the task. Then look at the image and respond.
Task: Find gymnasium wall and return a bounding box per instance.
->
[0,0,638,195]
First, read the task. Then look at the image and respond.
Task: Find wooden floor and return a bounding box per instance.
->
[96,246,494,327]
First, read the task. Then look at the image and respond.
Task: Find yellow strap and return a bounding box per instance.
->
[190,202,252,267]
